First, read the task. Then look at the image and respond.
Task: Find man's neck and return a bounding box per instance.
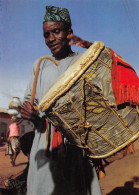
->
[53,47,74,60]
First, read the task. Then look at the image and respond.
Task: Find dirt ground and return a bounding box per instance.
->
[99,139,139,195]
[0,140,139,195]
[0,143,28,194]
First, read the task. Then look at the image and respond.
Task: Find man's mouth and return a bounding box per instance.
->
[49,44,60,51]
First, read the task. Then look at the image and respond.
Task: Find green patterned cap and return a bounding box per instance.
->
[43,6,71,25]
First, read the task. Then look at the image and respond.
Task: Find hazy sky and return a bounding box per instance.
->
[0,0,139,108]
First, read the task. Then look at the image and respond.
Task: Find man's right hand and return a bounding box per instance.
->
[20,101,39,121]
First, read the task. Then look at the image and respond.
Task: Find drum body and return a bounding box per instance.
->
[39,42,139,158]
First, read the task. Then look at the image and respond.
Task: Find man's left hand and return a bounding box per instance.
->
[67,34,92,49]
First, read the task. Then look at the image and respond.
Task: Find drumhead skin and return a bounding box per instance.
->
[39,41,139,159]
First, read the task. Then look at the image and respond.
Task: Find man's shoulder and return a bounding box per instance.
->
[71,52,82,59]
[33,55,53,70]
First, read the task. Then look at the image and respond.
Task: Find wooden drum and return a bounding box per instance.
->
[39,41,139,158]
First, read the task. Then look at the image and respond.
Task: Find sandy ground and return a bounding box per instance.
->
[0,140,139,195]
[0,143,28,194]
[100,139,139,195]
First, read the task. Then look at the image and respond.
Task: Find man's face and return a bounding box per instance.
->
[43,21,70,57]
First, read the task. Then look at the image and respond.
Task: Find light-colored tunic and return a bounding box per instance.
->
[24,53,102,195]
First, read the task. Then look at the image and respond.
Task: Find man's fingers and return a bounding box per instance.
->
[68,41,75,46]
[67,34,74,39]
[67,33,92,49]
[20,101,38,120]
[67,34,82,42]
[21,102,36,112]
[68,34,86,47]
[76,42,81,46]
[69,41,86,47]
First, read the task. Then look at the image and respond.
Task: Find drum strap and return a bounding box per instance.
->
[30,56,59,106]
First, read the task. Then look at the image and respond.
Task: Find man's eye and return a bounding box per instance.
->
[53,29,60,34]
[44,33,49,38]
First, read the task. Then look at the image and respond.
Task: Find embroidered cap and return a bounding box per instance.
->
[43,6,71,25]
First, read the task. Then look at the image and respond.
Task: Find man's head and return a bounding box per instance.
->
[43,6,73,59]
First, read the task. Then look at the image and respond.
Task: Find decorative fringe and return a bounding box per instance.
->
[119,84,139,105]
[46,121,62,150]
[52,128,62,149]
[111,49,139,106]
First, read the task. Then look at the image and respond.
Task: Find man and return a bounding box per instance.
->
[20,6,102,195]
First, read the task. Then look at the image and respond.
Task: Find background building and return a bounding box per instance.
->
[0,108,11,141]
[0,107,34,141]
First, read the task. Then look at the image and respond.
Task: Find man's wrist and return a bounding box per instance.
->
[86,42,92,48]
[32,116,46,129]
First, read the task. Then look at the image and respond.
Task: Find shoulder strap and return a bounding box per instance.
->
[30,56,59,106]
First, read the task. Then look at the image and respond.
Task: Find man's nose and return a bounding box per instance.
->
[49,33,55,42]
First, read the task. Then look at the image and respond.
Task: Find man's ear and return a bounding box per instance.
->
[68,28,73,35]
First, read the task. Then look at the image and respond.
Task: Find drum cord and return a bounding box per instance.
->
[30,56,59,106]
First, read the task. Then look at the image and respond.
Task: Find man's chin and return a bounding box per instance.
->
[51,49,62,58]
[50,45,70,59]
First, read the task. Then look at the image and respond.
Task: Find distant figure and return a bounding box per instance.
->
[7,116,20,166]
